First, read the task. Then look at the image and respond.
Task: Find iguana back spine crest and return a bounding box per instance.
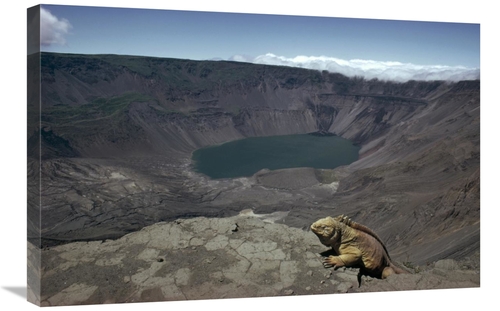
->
[336,215,392,260]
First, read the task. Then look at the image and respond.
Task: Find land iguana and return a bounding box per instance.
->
[310,215,407,286]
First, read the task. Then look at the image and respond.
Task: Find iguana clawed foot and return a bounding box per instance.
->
[322,256,345,270]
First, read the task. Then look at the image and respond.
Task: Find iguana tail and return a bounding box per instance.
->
[390,262,410,274]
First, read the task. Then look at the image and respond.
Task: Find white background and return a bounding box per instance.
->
[1,1,495,310]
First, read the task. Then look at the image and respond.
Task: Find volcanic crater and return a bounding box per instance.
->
[28,52,480,268]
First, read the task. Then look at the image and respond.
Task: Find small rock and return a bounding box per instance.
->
[336,283,353,293]
[306,270,313,276]
[320,280,325,284]
[231,223,239,232]
[434,259,459,270]
[305,286,311,291]
[123,276,130,283]
[283,289,294,295]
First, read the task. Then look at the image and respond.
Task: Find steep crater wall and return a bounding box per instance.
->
[35,53,449,161]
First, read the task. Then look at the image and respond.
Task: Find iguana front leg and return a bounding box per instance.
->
[323,255,346,269]
[323,248,362,269]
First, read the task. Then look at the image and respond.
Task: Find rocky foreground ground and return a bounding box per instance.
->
[29,211,480,307]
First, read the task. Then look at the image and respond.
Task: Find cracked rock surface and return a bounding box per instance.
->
[32,212,479,306]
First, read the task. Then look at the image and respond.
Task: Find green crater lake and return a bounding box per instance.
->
[191,133,360,179]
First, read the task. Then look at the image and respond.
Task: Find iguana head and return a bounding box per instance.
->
[310,216,342,247]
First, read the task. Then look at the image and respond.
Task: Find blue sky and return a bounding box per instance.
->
[36,4,480,81]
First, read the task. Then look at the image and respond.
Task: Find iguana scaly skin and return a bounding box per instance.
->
[310,215,407,286]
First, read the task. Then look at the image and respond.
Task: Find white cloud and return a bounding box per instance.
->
[229,53,479,82]
[40,7,72,47]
